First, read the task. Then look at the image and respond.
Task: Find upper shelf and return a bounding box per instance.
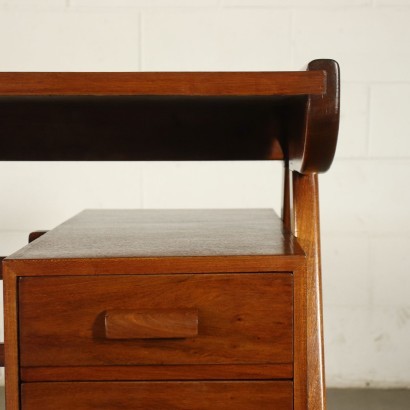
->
[0,59,339,174]
[0,71,325,96]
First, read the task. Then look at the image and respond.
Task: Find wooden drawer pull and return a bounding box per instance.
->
[104,309,198,340]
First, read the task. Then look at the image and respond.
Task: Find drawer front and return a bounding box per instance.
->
[21,381,293,410]
[19,273,292,367]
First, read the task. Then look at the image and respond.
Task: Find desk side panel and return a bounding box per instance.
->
[3,263,20,410]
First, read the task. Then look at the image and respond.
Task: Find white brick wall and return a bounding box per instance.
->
[142,9,292,70]
[0,8,141,70]
[1,0,409,389]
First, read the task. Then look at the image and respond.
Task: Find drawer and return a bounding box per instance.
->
[21,381,293,410]
[19,273,293,367]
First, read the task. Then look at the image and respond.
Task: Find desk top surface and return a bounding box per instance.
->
[8,209,304,260]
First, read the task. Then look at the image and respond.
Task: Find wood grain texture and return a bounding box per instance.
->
[8,209,304,260]
[20,363,293,382]
[21,381,293,410]
[19,273,293,368]
[293,267,308,410]
[7,254,304,278]
[287,59,340,174]
[105,309,199,340]
[292,172,326,410]
[0,71,324,96]
[0,61,339,410]
[3,265,19,410]
[0,257,4,366]
[0,62,338,172]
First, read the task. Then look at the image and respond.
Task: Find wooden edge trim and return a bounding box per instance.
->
[21,364,293,382]
[5,255,305,276]
[3,265,20,409]
[289,59,340,174]
[0,71,325,96]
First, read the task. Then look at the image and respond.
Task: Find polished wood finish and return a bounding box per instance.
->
[287,60,340,174]
[2,61,340,409]
[291,172,326,410]
[9,209,304,260]
[0,232,46,369]
[7,254,304,277]
[9,209,302,408]
[0,71,324,96]
[19,272,293,367]
[293,265,308,410]
[28,230,48,243]
[0,61,339,173]
[0,259,7,366]
[105,309,199,340]
[3,265,19,409]
[21,363,293,382]
[0,232,46,368]
[21,381,293,410]
[7,208,304,276]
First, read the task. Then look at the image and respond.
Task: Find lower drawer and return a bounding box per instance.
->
[21,381,293,410]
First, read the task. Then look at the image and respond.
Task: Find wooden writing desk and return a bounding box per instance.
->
[1,59,340,409]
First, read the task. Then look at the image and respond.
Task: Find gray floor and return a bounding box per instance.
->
[328,389,410,410]
[0,387,408,409]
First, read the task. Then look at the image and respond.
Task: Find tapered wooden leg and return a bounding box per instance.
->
[292,171,326,410]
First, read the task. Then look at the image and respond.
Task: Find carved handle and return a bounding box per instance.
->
[104,309,198,340]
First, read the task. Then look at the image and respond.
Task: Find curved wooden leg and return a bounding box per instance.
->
[292,172,326,410]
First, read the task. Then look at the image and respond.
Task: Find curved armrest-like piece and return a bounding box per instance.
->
[288,59,340,174]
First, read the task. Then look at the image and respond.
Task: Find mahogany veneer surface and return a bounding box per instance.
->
[19,273,293,368]
[5,208,305,408]
[2,61,341,410]
[21,381,293,410]
[8,209,303,260]
[0,71,325,96]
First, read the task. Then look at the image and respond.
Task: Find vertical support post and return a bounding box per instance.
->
[292,171,326,410]
[3,264,20,410]
[282,163,291,231]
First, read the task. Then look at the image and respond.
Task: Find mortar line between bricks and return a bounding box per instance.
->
[219,5,375,11]
[343,80,410,85]
[362,82,410,85]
